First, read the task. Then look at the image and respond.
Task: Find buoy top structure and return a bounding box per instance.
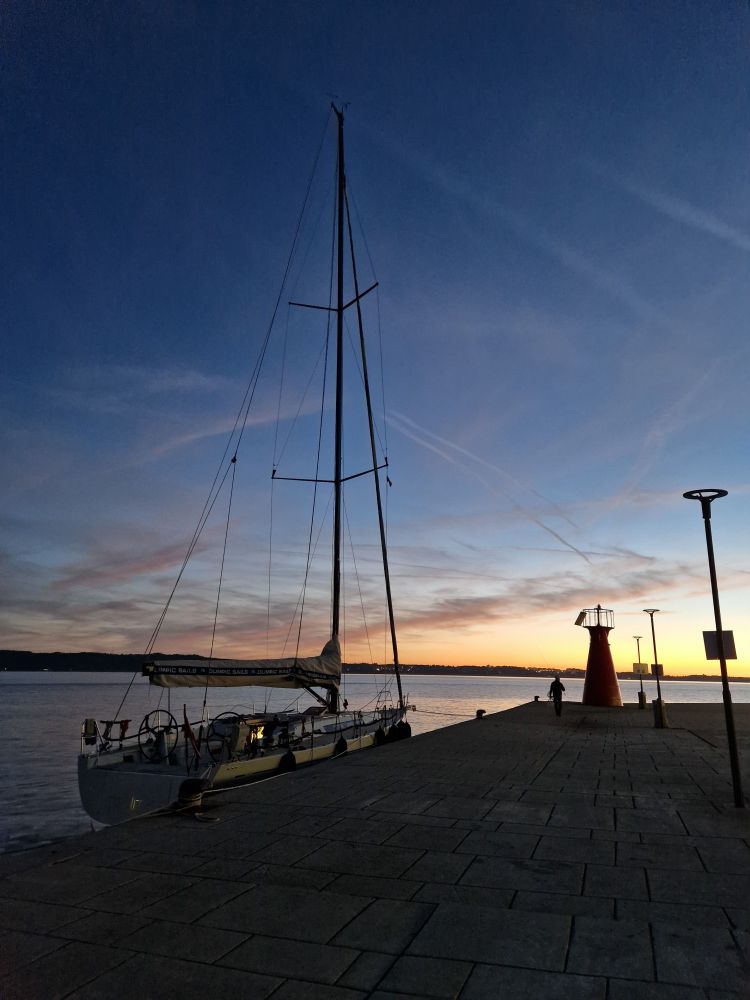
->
[575,604,623,707]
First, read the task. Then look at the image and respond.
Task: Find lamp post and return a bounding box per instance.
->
[643,609,665,727]
[683,488,744,808]
[633,635,645,708]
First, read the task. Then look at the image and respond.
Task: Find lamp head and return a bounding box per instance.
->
[683,488,727,502]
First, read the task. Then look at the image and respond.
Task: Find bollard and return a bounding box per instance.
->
[637,691,647,709]
[652,699,668,728]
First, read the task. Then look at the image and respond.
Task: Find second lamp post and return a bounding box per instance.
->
[643,608,666,727]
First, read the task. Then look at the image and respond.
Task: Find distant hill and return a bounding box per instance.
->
[1,649,746,681]
[0,650,205,672]
[1,650,569,676]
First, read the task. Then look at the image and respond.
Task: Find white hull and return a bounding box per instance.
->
[78,708,406,826]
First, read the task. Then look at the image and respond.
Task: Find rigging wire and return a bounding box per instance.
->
[342,313,387,459]
[109,112,333,722]
[267,300,291,658]
[266,471,275,660]
[143,113,331,658]
[342,185,400,708]
[347,183,378,282]
[272,304,291,468]
[110,114,333,725]
[274,146,338,661]
[287,156,337,302]
[111,459,234,723]
[232,112,332,459]
[144,460,234,657]
[384,468,390,666]
[343,495,374,663]
[280,488,333,656]
[293,206,335,660]
[411,709,479,719]
[348,182,389,457]
[273,336,329,469]
[202,457,237,718]
[109,110,404,733]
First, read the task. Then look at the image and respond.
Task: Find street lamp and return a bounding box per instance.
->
[643,609,666,727]
[683,488,744,808]
[633,635,645,708]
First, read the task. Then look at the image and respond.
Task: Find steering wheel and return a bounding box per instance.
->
[138,710,179,761]
[205,712,240,762]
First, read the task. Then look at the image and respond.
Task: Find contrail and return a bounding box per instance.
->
[585,159,750,255]
[389,415,592,565]
[385,140,668,329]
[392,409,577,528]
[618,358,722,501]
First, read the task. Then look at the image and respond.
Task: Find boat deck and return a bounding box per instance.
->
[2,700,750,998]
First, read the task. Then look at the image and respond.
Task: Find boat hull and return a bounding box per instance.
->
[77,753,208,826]
[78,711,403,825]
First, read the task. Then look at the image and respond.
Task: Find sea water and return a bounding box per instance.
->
[2,671,748,854]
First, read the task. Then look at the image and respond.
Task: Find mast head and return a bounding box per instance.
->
[330,100,349,123]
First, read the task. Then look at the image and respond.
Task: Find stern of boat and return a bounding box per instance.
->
[77,753,207,826]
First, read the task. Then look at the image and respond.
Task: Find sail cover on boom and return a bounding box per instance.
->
[143,637,341,690]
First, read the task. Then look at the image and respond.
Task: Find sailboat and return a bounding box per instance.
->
[78,106,410,826]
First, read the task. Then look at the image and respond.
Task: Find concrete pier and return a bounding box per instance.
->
[2,701,750,998]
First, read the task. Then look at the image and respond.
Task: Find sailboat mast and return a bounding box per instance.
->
[344,200,405,712]
[330,105,345,711]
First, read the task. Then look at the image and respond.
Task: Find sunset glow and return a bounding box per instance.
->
[2,4,749,679]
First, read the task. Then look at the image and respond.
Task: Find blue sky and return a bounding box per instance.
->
[2,2,749,674]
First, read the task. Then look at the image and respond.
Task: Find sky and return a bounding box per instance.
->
[2,1,750,676]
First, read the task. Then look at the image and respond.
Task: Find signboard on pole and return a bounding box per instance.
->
[703,630,737,660]
[650,663,664,678]
[632,662,649,675]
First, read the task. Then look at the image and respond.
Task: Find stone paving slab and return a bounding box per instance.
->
[407,900,571,970]
[2,701,750,998]
[461,963,605,999]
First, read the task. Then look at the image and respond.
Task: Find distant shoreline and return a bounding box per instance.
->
[0,649,746,682]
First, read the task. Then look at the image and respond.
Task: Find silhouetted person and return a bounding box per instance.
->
[549,676,565,717]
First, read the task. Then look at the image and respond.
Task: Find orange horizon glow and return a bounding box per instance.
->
[12,624,748,679]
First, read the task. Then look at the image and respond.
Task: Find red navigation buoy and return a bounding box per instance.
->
[575,605,623,707]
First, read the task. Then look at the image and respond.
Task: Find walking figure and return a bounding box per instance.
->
[549,675,565,717]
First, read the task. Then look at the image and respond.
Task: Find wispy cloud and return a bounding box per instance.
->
[613,357,723,503]
[394,556,705,639]
[51,538,209,591]
[393,410,577,528]
[487,200,669,330]
[585,160,750,254]
[379,133,668,329]
[44,363,237,416]
[388,410,592,564]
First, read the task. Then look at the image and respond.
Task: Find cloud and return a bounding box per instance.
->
[585,160,750,255]
[388,410,592,564]
[486,200,669,330]
[392,410,577,528]
[394,555,705,639]
[51,539,199,591]
[43,363,236,416]
[610,357,724,504]
[379,134,668,329]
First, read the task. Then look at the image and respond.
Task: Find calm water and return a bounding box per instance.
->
[2,671,747,854]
